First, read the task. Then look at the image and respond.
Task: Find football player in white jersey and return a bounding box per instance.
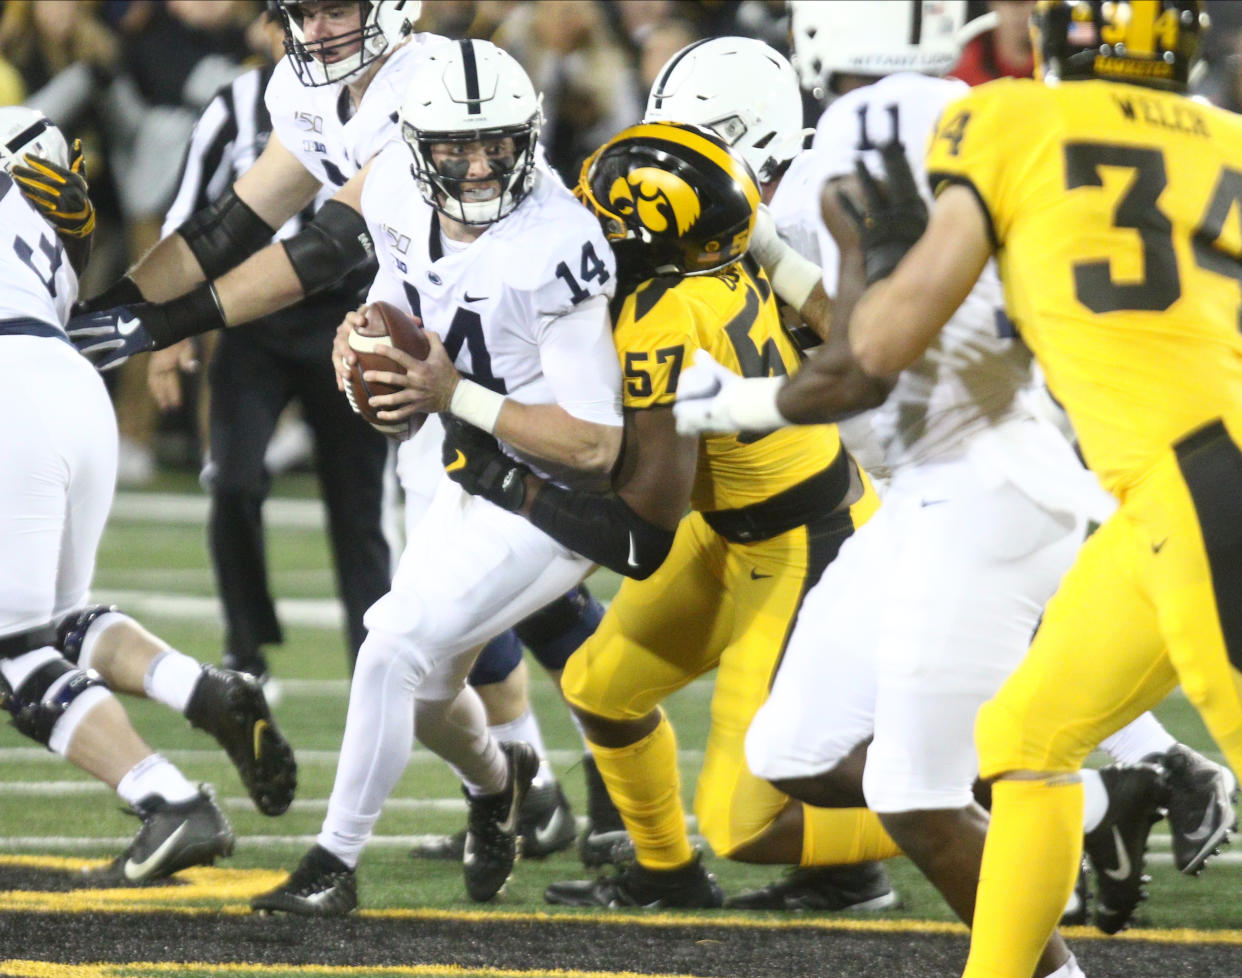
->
[73,0,606,858]
[249,41,623,916]
[672,0,1236,954]
[0,107,303,882]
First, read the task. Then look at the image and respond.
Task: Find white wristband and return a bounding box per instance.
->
[727,376,788,431]
[449,378,506,434]
[766,248,822,312]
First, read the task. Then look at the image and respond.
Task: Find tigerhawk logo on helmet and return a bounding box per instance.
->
[576,122,759,278]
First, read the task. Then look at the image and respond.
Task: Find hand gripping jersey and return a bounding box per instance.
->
[0,172,78,328]
[926,77,1242,497]
[614,255,842,514]
[266,34,450,190]
[806,72,1035,474]
[360,142,622,443]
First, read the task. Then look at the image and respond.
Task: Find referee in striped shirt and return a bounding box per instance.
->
[150,10,390,681]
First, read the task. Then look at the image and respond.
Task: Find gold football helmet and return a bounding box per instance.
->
[576,121,759,278]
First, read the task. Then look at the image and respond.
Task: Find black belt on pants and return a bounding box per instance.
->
[0,317,71,345]
[701,448,853,544]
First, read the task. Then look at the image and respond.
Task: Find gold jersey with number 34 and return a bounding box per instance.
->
[926,76,1242,496]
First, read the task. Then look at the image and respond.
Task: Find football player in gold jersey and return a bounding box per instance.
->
[834,2,1240,975]
[437,121,901,906]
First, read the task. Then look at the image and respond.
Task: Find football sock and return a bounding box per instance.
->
[146,649,205,713]
[802,806,902,865]
[588,712,693,870]
[963,777,1083,978]
[117,753,198,807]
[1080,768,1108,834]
[1100,711,1176,765]
[488,709,555,789]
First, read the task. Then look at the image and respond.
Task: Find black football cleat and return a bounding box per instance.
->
[1145,743,1238,876]
[462,741,540,902]
[186,665,297,816]
[545,849,723,909]
[113,787,234,882]
[1060,857,1092,927]
[1083,762,1169,934]
[251,845,357,917]
[410,777,577,862]
[518,780,577,859]
[724,862,899,911]
[578,753,631,868]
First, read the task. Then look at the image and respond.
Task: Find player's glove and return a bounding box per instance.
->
[11,139,95,239]
[837,138,928,285]
[442,416,530,512]
[68,283,226,371]
[66,305,155,371]
[673,349,786,436]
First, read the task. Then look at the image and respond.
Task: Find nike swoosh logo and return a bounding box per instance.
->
[124,822,189,880]
[1103,825,1132,881]
[499,787,521,835]
[1183,778,1232,842]
[117,315,140,337]
[920,499,948,508]
[1152,538,1168,554]
[533,804,569,849]
[750,568,772,580]
[253,719,268,759]
[446,450,466,473]
[627,532,640,569]
[464,293,487,303]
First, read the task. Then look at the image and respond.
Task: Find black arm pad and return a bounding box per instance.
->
[177,186,276,279]
[528,485,675,580]
[281,199,375,295]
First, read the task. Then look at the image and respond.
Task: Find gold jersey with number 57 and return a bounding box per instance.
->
[926,76,1242,496]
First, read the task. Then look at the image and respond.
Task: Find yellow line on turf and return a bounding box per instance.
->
[3,855,1241,948]
[1,964,703,978]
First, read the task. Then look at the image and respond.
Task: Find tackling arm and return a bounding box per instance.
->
[848,184,992,376]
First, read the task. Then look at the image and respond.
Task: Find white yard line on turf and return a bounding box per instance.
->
[112,492,326,529]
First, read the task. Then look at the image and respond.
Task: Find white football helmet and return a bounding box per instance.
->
[400,39,541,226]
[274,0,422,87]
[642,37,810,185]
[789,0,969,94]
[0,106,69,176]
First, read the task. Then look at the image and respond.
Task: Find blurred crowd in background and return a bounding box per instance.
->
[4,0,1242,486]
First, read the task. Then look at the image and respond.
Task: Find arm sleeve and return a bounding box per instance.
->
[533,293,623,427]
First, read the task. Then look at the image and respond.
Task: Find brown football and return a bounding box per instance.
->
[345,301,431,439]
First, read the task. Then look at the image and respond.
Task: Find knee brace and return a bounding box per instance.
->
[3,657,111,748]
[515,585,605,672]
[467,630,523,687]
[55,605,120,666]
[0,622,58,660]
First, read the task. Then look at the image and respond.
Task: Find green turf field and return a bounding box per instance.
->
[1,478,1240,977]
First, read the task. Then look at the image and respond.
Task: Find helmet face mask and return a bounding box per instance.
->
[400,40,541,226]
[0,107,69,177]
[274,0,421,87]
[643,37,810,185]
[1031,0,1206,93]
[577,122,760,280]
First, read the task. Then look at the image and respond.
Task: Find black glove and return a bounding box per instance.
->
[75,276,145,316]
[11,138,95,240]
[442,416,530,512]
[837,139,929,285]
